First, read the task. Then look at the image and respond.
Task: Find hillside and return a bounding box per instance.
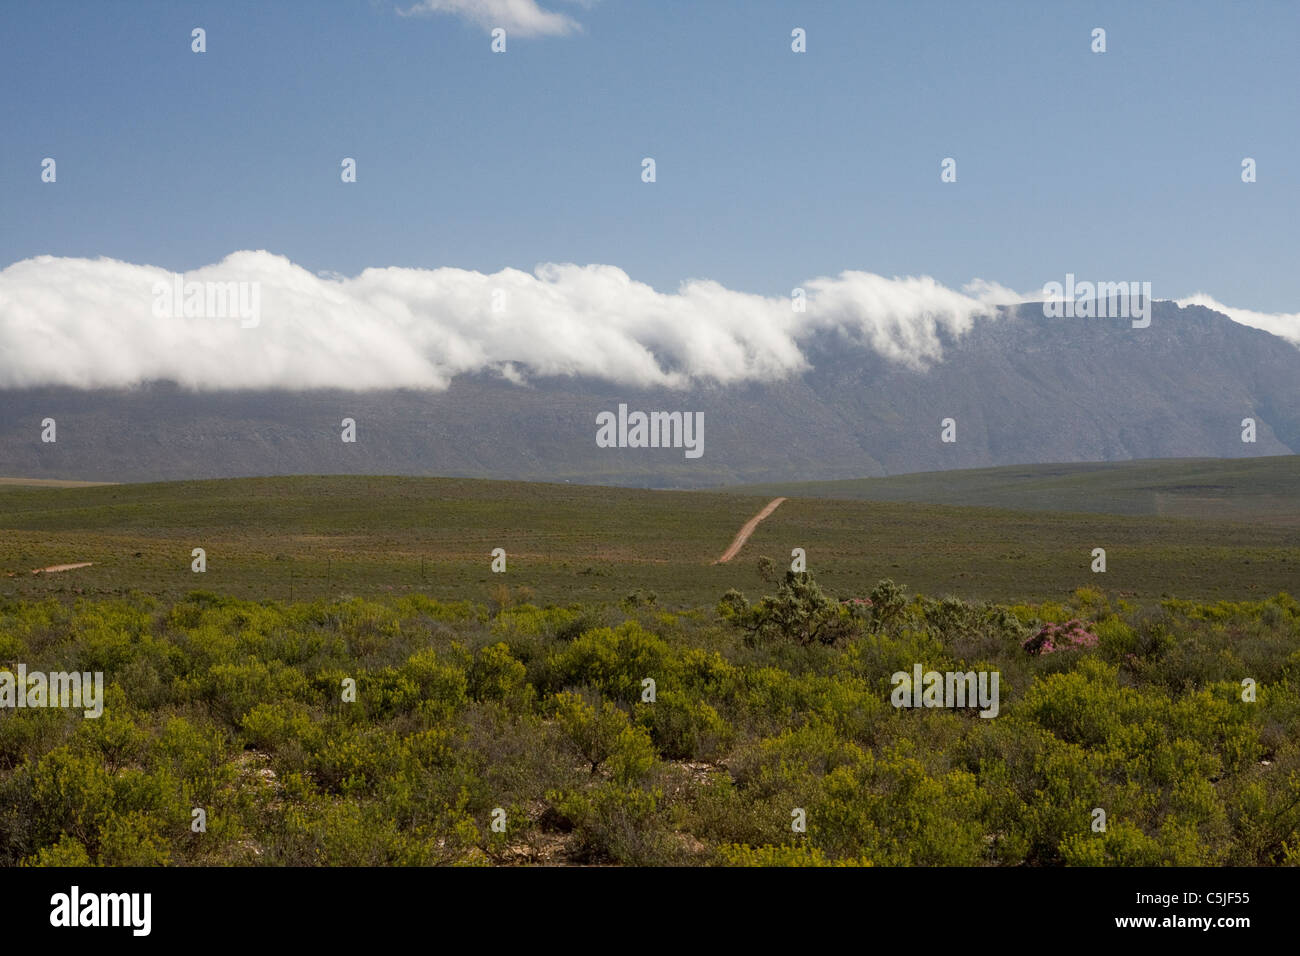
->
[729,456,1300,524]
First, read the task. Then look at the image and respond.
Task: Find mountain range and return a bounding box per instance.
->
[2,301,1295,487]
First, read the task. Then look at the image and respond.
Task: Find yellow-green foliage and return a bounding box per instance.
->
[1,586,1298,866]
[716,843,872,866]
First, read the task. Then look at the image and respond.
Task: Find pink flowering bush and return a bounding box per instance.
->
[1023,619,1099,655]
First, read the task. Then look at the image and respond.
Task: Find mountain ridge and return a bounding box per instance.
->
[2,301,1295,486]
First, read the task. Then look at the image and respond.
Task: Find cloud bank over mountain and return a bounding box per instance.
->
[0,251,1008,391]
[0,251,1294,392]
[1175,293,1300,347]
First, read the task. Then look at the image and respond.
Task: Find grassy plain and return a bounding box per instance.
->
[734,456,1300,523]
[1,465,1297,607]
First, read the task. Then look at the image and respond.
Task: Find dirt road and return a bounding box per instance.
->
[31,562,94,574]
[714,498,787,564]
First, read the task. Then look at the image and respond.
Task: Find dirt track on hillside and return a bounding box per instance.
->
[714,498,787,564]
[32,562,94,574]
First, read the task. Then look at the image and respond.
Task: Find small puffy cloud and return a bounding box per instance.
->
[400,0,583,37]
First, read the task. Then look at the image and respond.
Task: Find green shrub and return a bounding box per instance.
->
[636,691,732,761]
[554,692,656,785]
[468,642,533,711]
[716,843,871,866]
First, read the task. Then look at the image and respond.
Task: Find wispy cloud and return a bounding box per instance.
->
[399,0,588,37]
[1175,293,1300,347]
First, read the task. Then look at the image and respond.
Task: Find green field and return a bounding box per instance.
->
[1,465,1297,607]
[732,456,1300,523]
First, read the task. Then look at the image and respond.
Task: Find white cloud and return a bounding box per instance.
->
[2,251,1292,392]
[961,278,1033,305]
[400,0,584,37]
[1175,292,1300,347]
[0,251,1006,391]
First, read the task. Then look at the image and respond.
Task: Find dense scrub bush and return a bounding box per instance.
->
[635,691,731,761]
[549,781,678,865]
[467,642,533,711]
[715,843,872,866]
[0,583,1296,866]
[545,621,675,699]
[719,571,854,646]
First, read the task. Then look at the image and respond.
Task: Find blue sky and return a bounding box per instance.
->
[2,0,1297,311]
